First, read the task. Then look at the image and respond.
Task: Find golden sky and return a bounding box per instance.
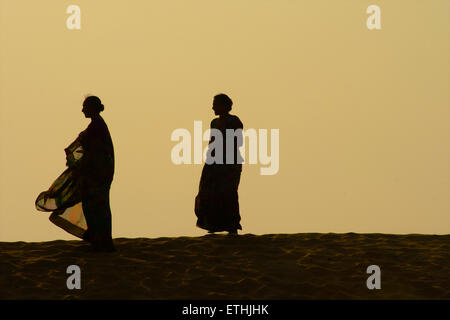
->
[0,1,449,241]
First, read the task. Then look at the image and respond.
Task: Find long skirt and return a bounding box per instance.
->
[35,168,87,238]
[195,163,242,232]
[80,184,114,251]
[35,168,114,251]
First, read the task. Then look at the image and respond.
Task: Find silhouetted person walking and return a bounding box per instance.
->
[36,95,115,252]
[195,94,243,235]
[78,96,115,251]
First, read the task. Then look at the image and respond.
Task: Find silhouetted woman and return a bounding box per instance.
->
[195,94,243,235]
[78,96,115,251]
[36,96,115,251]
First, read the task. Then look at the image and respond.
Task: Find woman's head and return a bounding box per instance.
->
[212,93,233,115]
[82,95,104,118]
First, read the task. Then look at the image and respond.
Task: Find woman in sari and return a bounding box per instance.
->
[195,94,243,235]
[36,96,115,251]
[77,96,115,251]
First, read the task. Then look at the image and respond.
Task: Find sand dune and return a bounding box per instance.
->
[0,233,449,300]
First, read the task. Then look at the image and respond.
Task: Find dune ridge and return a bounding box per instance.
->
[1,233,449,299]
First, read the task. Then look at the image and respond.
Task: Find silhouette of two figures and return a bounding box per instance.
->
[36,93,244,251]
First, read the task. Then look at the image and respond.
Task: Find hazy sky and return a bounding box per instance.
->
[1,1,449,242]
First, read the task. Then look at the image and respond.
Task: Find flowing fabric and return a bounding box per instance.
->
[195,114,243,232]
[35,137,86,237]
[36,116,115,250]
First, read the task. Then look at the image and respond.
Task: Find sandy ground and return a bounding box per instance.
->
[0,233,449,300]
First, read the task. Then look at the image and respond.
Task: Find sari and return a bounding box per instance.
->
[36,116,115,251]
[194,114,243,232]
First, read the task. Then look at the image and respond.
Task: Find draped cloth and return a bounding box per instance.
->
[194,114,243,232]
[36,116,115,251]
